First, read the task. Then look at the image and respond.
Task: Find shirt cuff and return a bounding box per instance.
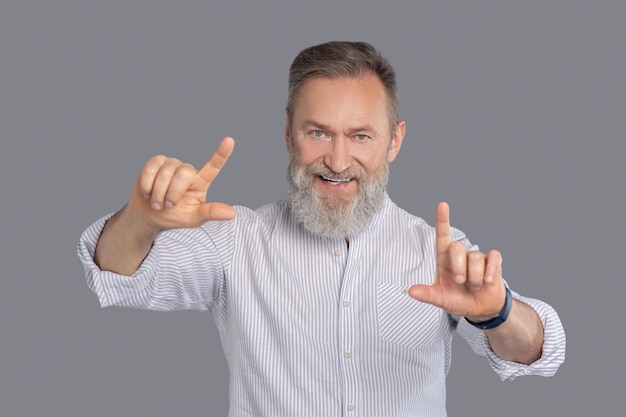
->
[458,290,566,381]
[77,213,160,308]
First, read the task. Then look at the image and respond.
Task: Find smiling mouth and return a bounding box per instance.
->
[320,175,352,185]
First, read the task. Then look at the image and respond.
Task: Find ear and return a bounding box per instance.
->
[387,120,406,163]
[284,108,292,153]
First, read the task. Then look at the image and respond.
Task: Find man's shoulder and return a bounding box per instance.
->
[228,200,291,233]
[385,199,431,231]
[385,199,467,242]
[234,200,289,221]
[198,200,289,240]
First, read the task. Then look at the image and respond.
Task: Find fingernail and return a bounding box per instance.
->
[165,200,175,209]
[454,275,465,284]
[142,192,150,199]
[485,275,494,283]
[151,202,162,210]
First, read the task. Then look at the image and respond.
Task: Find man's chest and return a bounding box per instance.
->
[226,236,447,352]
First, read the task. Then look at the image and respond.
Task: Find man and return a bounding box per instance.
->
[78,41,565,416]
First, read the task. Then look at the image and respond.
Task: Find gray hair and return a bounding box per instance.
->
[286,41,399,131]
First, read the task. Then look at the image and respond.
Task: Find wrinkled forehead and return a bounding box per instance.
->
[291,73,396,132]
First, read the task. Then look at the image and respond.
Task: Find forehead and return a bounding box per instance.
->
[293,74,389,126]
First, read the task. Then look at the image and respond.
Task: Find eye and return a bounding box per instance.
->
[355,134,370,142]
[307,130,329,141]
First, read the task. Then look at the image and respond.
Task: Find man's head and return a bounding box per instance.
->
[285,42,406,239]
[286,41,399,132]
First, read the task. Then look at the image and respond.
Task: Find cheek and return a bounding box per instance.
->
[353,148,388,174]
[293,144,327,166]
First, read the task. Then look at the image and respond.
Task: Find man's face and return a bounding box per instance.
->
[286,73,405,238]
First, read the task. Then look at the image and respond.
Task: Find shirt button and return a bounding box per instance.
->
[342,301,350,308]
[335,249,343,256]
[344,352,352,359]
[347,404,355,412]
[401,288,409,295]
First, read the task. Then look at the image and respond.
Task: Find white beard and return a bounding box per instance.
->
[287,152,388,239]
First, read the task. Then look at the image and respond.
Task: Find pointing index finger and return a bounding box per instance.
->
[436,201,453,256]
[197,137,235,185]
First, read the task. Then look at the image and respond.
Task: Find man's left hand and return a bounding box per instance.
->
[409,202,507,322]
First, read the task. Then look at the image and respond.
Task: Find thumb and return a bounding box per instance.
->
[195,202,237,223]
[409,284,443,308]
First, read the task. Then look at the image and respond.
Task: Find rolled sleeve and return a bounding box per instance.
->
[77,213,233,311]
[457,290,566,381]
[77,214,163,309]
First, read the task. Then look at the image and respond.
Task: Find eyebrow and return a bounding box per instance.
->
[299,119,381,136]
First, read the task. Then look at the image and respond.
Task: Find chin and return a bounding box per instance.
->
[315,186,357,211]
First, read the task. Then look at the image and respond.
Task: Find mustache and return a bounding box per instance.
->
[303,163,364,181]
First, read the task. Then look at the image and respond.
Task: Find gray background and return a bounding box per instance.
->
[1,1,623,416]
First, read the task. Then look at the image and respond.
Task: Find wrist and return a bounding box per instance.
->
[122,203,163,239]
[466,287,513,330]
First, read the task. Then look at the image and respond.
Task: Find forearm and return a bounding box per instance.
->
[94,204,162,275]
[484,299,544,364]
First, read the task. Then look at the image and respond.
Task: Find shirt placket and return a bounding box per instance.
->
[335,239,362,416]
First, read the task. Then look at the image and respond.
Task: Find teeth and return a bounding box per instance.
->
[322,176,351,183]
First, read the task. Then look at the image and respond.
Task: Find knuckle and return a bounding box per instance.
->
[488,249,502,263]
[143,155,175,176]
[157,159,183,179]
[148,154,168,165]
[176,163,197,178]
[150,154,167,164]
[468,251,483,262]
[449,241,466,253]
[162,157,182,169]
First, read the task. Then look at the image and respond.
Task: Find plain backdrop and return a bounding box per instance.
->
[1,1,624,416]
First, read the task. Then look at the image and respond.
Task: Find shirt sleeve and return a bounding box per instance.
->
[76,213,236,312]
[451,233,566,381]
[456,288,566,381]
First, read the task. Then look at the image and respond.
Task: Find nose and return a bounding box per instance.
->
[324,136,352,174]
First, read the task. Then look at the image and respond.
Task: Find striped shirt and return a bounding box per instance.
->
[77,195,565,417]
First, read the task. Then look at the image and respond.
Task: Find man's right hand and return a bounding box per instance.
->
[94,137,236,275]
[129,136,237,230]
